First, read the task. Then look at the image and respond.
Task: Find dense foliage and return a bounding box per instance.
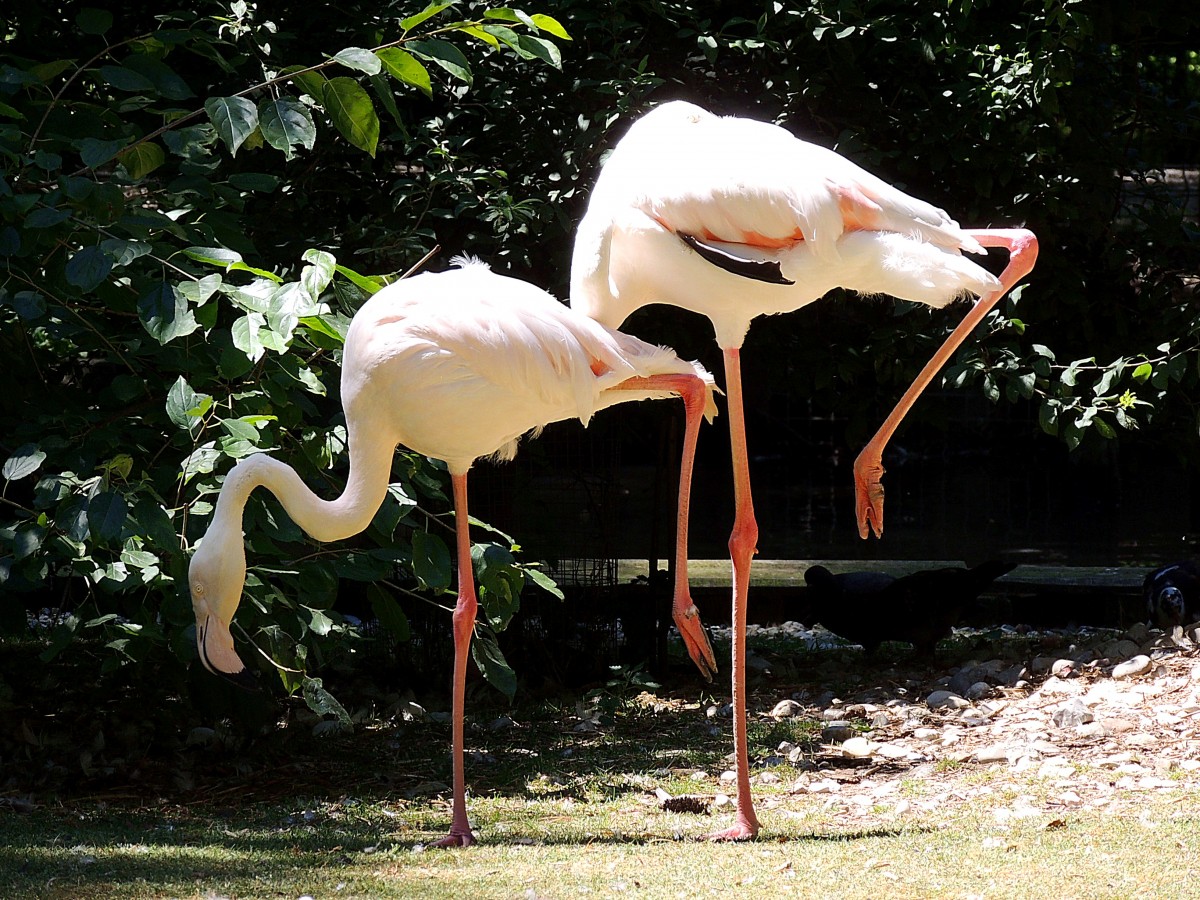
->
[0,1,1196,709]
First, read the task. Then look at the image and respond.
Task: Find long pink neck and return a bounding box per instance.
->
[208,426,395,546]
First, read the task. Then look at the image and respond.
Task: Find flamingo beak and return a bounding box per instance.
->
[197,612,261,693]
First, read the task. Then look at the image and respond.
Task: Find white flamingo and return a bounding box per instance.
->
[570,100,1038,839]
[188,257,719,847]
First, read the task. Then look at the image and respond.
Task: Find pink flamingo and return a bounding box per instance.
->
[571,100,1038,839]
[188,257,719,847]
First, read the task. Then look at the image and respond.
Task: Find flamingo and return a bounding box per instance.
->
[570,100,1039,840]
[188,256,720,847]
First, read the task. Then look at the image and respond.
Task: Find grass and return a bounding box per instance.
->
[5,632,1199,898]
[6,793,1200,899]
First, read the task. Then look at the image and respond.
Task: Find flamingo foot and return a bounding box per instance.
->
[431,827,476,848]
[673,601,717,680]
[700,821,759,842]
[852,451,885,540]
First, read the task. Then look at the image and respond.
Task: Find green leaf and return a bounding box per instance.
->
[301,248,336,298]
[400,1,454,31]
[321,77,379,157]
[302,676,352,726]
[166,375,211,436]
[368,585,411,642]
[138,281,199,344]
[455,25,500,48]
[334,263,385,295]
[232,312,268,362]
[122,54,194,100]
[529,13,571,40]
[79,137,125,168]
[3,443,46,481]
[25,207,71,229]
[87,491,128,542]
[515,34,562,68]
[376,48,433,98]
[333,47,382,75]
[180,442,221,484]
[473,542,522,629]
[177,273,222,305]
[1132,362,1152,383]
[524,567,563,600]
[407,38,472,85]
[100,65,154,92]
[281,65,326,99]
[77,8,113,34]
[118,141,165,179]
[65,245,112,291]
[305,606,335,636]
[412,530,452,593]
[470,625,517,702]
[259,98,316,160]
[299,314,349,344]
[184,245,244,269]
[132,497,177,550]
[204,96,259,157]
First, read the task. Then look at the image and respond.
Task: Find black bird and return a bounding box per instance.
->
[1143,561,1200,630]
[803,561,1016,656]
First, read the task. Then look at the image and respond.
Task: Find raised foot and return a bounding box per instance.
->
[673,602,717,680]
[431,828,476,848]
[852,452,885,540]
[700,822,759,842]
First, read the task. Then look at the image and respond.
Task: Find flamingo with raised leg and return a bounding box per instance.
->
[188,256,719,847]
[570,100,1038,840]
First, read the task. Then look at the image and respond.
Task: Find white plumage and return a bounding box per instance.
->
[570,99,1037,840]
[572,100,1002,349]
[189,258,719,847]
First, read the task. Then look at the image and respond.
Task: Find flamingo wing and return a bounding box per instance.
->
[593,100,984,259]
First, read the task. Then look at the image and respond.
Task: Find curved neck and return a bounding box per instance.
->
[210,426,396,545]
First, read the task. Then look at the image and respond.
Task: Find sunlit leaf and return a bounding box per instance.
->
[407,38,472,84]
[332,47,381,75]
[204,95,258,157]
[529,13,571,39]
[376,47,433,98]
[400,1,454,31]
[259,97,316,160]
[138,281,199,344]
[321,77,379,156]
[3,444,46,481]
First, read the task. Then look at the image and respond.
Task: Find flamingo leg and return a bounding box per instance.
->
[854,228,1039,539]
[703,347,761,841]
[432,471,478,848]
[611,374,716,679]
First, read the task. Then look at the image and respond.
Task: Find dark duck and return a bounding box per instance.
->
[803,561,1015,656]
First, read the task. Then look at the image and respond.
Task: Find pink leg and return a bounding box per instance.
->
[854,228,1039,538]
[432,471,477,848]
[611,374,716,679]
[703,348,760,841]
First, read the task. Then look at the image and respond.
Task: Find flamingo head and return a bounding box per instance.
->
[188,523,259,691]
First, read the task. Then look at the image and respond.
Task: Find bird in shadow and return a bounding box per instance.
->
[1144,561,1200,630]
[803,560,1016,657]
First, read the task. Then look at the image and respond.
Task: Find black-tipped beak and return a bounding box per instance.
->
[198,617,261,692]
